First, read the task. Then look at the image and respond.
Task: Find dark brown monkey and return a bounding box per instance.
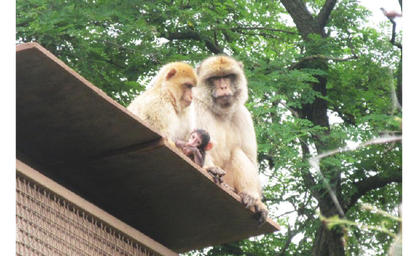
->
[175,129,213,168]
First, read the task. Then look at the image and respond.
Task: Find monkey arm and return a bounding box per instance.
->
[175,142,205,168]
[181,146,205,168]
[191,148,204,167]
[224,147,268,224]
[175,140,188,149]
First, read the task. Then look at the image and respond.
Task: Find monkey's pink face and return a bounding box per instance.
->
[164,65,197,110]
[187,132,202,147]
[210,74,235,107]
[181,83,194,108]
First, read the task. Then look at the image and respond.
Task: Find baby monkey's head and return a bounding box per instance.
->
[189,129,212,151]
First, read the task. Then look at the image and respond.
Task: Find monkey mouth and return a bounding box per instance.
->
[182,99,192,107]
[215,95,233,106]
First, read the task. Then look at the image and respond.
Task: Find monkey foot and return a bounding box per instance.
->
[221,183,236,192]
[238,190,268,225]
[255,202,268,227]
[205,166,226,185]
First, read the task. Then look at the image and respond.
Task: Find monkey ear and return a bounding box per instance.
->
[205,141,213,151]
[166,68,177,80]
[196,65,202,75]
[238,61,244,69]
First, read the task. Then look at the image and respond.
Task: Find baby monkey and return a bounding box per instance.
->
[175,129,213,168]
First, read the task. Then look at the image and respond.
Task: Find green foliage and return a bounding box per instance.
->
[17,0,402,255]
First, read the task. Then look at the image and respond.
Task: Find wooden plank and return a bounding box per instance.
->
[16,42,280,253]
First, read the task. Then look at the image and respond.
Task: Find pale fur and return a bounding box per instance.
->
[193,56,268,219]
[194,56,247,117]
[128,62,197,142]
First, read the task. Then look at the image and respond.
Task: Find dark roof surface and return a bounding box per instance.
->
[16,42,280,253]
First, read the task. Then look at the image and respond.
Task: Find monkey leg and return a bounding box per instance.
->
[225,148,268,224]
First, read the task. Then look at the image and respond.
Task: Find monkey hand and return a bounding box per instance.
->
[205,166,226,185]
[238,190,268,225]
[182,146,197,156]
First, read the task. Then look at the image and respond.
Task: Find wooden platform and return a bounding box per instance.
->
[16,42,280,253]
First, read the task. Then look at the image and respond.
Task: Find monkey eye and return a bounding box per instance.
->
[210,76,219,81]
[184,83,193,89]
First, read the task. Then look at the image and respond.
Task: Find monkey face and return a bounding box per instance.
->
[181,83,194,108]
[194,56,249,115]
[188,132,203,148]
[162,62,197,110]
[210,74,236,107]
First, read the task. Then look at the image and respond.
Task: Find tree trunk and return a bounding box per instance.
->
[300,59,330,131]
[397,49,406,108]
[399,0,406,12]
[397,0,406,108]
[311,190,345,256]
[279,1,345,256]
[312,222,345,256]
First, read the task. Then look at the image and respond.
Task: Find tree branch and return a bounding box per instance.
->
[316,0,338,29]
[307,134,403,214]
[399,0,406,12]
[289,54,358,70]
[103,40,140,53]
[331,107,356,126]
[275,224,299,256]
[275,217,313,256]
[165,31,223,54]
[299,140,323,203]
[388,19,402,50]
[230,26,298,35]
[280,0,317,39]
[281,0,337,39]
[380,8,402,50]
[344,169,402,212]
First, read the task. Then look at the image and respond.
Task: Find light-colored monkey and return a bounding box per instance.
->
[128,62,197,142]
[193,55,268,223]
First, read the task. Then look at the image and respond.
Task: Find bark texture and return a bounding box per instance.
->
[280,1,343,256]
